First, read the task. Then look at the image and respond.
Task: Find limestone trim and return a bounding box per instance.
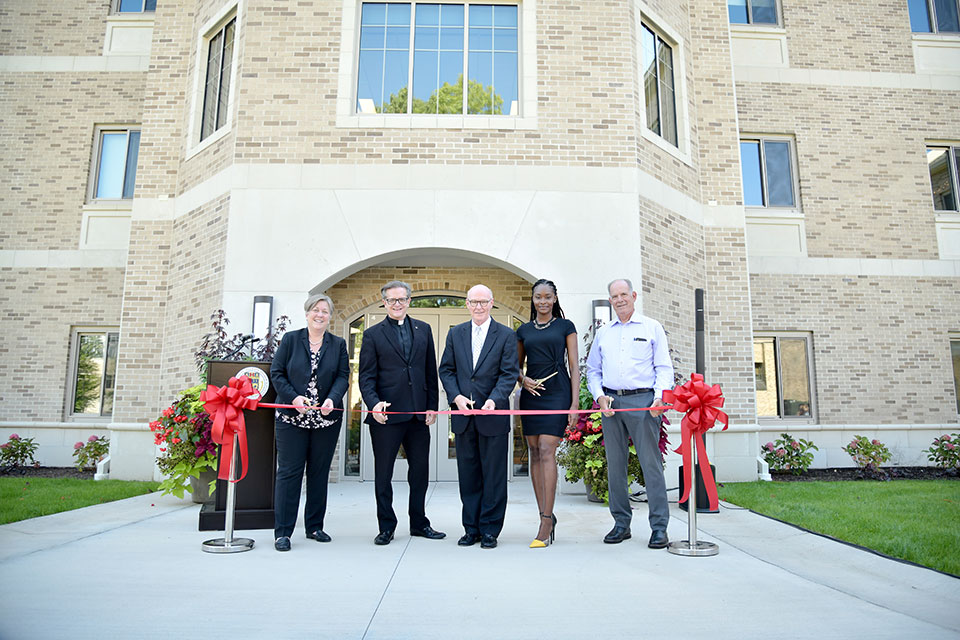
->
[0,250,127,268]
[0,56,150,72]
[749,256,960,276]
[734,64,960,90]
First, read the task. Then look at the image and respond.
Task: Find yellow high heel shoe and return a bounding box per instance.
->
[529,514,554,548]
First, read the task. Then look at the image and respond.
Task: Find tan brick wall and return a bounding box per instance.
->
[0,72,145,250]
[0,267,124,422]
[0,0,110,57]
[736,83,960,259]
[751,274,960,424]
[637,198,706,385]
[112,219,173,423]
[704,228,757,423]
[157,193,230,403]
[783,0,915,73]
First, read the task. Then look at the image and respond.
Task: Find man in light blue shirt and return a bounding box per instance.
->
[586,278,673,548]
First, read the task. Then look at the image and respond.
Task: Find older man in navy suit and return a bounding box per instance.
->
[438,284,519,549]
[359,280,445,545]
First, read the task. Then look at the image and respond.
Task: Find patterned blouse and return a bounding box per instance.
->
[277,344,339,429]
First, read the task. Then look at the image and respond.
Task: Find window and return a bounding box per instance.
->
[754,335,815,420]
[728,0,779,25]
[356,2,519,115]
[115,0,156,13]
[952,338,960,413]
[641,24,677,147]
[69,330,119,418]
[927,145,959,211]
[201,16,236,141]
[909,0,960,33]
[90,128,140,201]
[740,138,797,208]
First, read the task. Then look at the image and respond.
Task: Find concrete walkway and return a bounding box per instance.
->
[0,482,957,640]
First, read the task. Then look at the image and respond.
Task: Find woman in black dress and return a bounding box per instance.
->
[516,279,579,548]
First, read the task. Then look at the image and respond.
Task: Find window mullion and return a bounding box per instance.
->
[216,26,227,127]
[759,139,770,207]
[409,2,416,115]
[98,333,108,416]
[952,146,960,204]
[463,3,469,115]
[747,0,754,24]
[774,337,785,418]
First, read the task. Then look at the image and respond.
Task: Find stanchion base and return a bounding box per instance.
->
[667,540,719,557]
[201,537,255,553]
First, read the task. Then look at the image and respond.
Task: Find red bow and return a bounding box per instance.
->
[200,376,261,482]
[663,373,728,511]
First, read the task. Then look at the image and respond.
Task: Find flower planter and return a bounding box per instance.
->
[190,468,217,504]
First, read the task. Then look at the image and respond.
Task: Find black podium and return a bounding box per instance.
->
[199,360,277,531]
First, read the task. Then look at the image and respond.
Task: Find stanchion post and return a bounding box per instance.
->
[202,433,255,553]
[668,435,719,557]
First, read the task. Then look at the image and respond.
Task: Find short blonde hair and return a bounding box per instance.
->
[304,293,334,316]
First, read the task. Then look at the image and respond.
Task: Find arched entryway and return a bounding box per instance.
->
[326,264,532,482]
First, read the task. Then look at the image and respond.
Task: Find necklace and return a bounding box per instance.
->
[533,317,556,330]
[309,334,324,346]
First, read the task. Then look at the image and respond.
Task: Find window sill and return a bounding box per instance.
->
[745,207,803,219]
[912,34,960,75]
[746,212,807,257]
[79,205,131,251]
[730,25,789,68]
[335,114,538,131]
[185,125,231,161]
[935,213,960,259]
[104,15,154,56]
[640,127,693,166]
[729,24,785,35]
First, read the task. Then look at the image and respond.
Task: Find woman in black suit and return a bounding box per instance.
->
[270,293,349,552]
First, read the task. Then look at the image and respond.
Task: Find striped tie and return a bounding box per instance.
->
[472,324,483,368]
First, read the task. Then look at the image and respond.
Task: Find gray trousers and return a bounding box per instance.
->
[602,391,669,532]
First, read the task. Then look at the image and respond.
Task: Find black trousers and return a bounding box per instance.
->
[274,420,341,539]
[454,419,508,537]
[370,418,431,533]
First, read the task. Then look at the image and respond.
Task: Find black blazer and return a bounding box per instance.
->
[438,319,519,436]
[270,328,350,419]
[358,316,439,425]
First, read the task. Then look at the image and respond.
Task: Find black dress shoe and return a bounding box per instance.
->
[306,529,331,543]
[457,533,480,546]
[274,536,291,552]
[410,525,446,540]
[374,530,395,546]
[480,533,498,549]
[648,530,669,549]
[603,526,632,544]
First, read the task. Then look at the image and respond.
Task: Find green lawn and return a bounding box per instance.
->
[717,480,960,576]
[0,477,159,525]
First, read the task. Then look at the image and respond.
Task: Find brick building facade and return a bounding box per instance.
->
[1,0,957,482]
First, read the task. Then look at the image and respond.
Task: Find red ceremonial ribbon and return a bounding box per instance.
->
[200,376,261,482]
[662,373,728,512]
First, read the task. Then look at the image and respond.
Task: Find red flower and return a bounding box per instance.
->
[88,435,99,442]
[569,431,582,441]
[74,442,83,450]
[162,407,174,418]
[172,437,181,444]
[9,433,20,440]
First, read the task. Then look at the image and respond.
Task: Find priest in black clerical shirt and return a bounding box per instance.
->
[358,280,446,545]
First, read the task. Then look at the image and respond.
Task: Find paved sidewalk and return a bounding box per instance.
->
[1,482,957,640]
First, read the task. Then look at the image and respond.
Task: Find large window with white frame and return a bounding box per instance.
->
[728,0,779,25]
[115,0,156,13]
[740,137,798,209]
[355,2,519,116]
[200,15,237,141]
[68,329,120,418]
[641,22,678,147]
[89,127,141,202]
[927,144,959,211]
[908,0,960,33]
[754,334,815,420]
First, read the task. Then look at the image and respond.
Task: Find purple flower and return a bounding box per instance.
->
[764,442,774,451]
[871,439,881,446]
[74,442,84,450]
[0,443,8,449]
[9,433,20,440]
[87,435,99,443]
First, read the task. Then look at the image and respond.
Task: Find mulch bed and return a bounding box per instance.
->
[772,466,959,482]
[0,466,95,480]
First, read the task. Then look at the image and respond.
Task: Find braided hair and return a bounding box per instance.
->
[528,278,566,322]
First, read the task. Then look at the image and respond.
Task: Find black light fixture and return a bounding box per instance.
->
[251,295,274,357]
[591,299,612,328]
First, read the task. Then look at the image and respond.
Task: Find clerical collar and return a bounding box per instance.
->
[387,316,406,326]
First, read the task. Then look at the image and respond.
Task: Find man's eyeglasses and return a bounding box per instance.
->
[384,297,410,306]
[466,299,492,307]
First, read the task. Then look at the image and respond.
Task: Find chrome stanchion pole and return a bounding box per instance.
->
[202,432,254,553]
[668,436,718,557]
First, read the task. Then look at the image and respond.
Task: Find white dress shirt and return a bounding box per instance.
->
[586,311,674,401]
[471,316,491,368]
